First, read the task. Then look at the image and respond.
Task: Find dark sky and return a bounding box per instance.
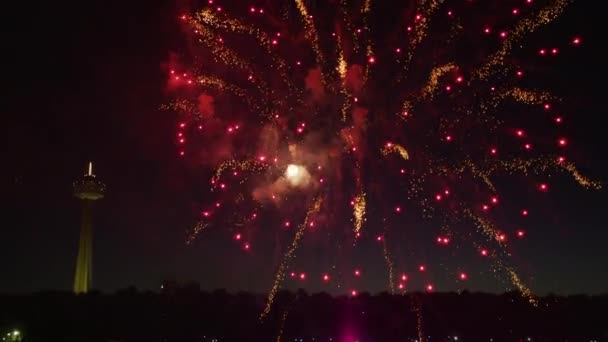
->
[2,0,607,295]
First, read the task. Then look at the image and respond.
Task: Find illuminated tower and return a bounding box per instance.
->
[72,162,105,294]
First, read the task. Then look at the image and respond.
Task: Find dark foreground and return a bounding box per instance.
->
[1,289,606,341]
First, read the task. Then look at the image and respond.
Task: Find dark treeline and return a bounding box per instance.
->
[1,287,607,341]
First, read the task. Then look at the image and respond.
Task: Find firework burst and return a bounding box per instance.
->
[166,0,599,318]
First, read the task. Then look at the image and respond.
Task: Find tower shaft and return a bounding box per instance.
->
[73,199,93,293]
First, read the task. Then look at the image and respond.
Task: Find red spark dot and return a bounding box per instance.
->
[276,32,281,37]
[517,230,525,238]
[484,27,491,34]
[407,26,413,32]
[481,249,488,256]
[400,169,406,174]
[216,6,221,11]
[447,10,453,16]
[500,31,507,38]
[187,80,192,84]
[572,37,581,45]
[482,204,489,211]
[354,97,358,102]
[490,148,497,155]
[498,233,506,242]
[445,85,452,91]
[296,61,301,66]
[258,155,266,161]
[297,127,303,134]
[180,14,187,20]
[402,111,409,117]
[512,8,519,15]
[198,125,202,130]
[544,103,551,110]
[179,122,186,128]
[551,48,559,55]
[354,269,361,276]
[460,272,468,280]
[444,189,450,195]
[395,206,401,213]
[215,202,220,207]
[426,284,434,292]
[202,211,210,217]
[395,48,401,53]
[355,232,361,238]
[524,143,532,150]
[445,135,452,141]
[437,237,443,243]
[250,7,255,12]
[309,221,314,227]
[300,273,306,280]
[419,265,426,272]
[456,76,463,83]
[368,56,376,64]
[490,86,496,91]
[290,272,295,278]
[539,183,548,191]
[398,283,404,290]
[526,0,533,3]
[558,138,568,146]
[401,274,408,281]
[516,129,524,137]
[351,290,358,296]
[555,117,562,123]
[259,9,264,13]
[436,194,442,201]
[356,28,361,33]
[170,70,175,74]
[557,156,566,163]
[220,183,226,189]
[516,70,524,77]
[234,233,241,240]
[386,142,393,148]
[539,49,547,55]
[179,150,185,156]
[177,132,183,137]
[178,138,185,144]
[284,221,290,227]
[491,196,498,204]
[323,274,330,282]
[376,235,383,242]
[243,243,250,250]
[271,39,278,45]
[415,14,422,21]
[522,209,529,216]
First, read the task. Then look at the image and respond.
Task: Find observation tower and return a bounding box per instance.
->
[72,162,105,293]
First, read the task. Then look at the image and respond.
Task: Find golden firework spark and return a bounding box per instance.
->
[352,192,366,235]
[261,197,322,320]
[381,143,410,161]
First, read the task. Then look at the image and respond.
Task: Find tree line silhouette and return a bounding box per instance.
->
[1,285,606,341]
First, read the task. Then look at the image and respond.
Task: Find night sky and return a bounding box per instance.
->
[2,0,607,295]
